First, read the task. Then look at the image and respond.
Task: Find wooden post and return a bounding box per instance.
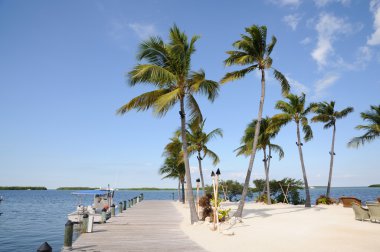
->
[111,204,115,216]
[37,242,52,252]
[101,209,107,223]
[128,199,131,207]
[87,215,94,233]
[119,202,123,214]
[137,196,140,203]
[63,220,73,249]
[81,213,88,233]
[141,193,144,201]
[123,200,127,210]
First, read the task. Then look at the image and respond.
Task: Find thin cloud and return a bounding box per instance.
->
[314,0,350,7]
[283,14,302,30]
[128,23,158,40]
[367,0,380,46]
[313,73,340,98]
[311,13,354,68]
[300,37,312,45]
[286,76,310,94]
[269,0,302,8]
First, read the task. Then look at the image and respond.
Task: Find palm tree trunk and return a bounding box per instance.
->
[326,124,336,198]
[296,122,311,207]
[181,180,185,204]
[178,179,181,202]
[197,151,205,195]
[263,147,271,205]
[234,69,266,218]
[179,97,199,223]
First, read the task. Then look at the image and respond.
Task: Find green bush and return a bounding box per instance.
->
[315,195,335,205]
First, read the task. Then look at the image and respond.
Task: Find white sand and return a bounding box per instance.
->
[175,201,380,252]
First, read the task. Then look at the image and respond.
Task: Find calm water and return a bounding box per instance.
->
[0,188,379,251]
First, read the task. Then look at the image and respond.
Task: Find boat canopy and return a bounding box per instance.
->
[72,190,110,196]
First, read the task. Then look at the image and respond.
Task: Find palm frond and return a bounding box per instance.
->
[220,65,257,84]
[205,149,220,166]
[117,89,169,114]
[272,69,290,96]
[189,70,219,102]
[269,143,284,159]
[128,64,176,86]
[154,88,181,116]
[186,94,203,122]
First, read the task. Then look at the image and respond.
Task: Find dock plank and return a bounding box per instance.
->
[70,200,205,252]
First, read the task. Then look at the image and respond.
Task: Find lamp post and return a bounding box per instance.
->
[196,178,200,216]
[211,171,220,231]
[215,168,221,232]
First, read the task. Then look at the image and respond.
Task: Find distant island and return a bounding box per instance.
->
[56,187,97,190]
[0,186,47,190]
[369,184,380,187]
[118,187,176,191]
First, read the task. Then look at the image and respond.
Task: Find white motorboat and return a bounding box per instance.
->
[67,188,114,223]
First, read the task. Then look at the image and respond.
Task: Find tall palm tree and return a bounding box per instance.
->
[348,105,380,147]
[235,117,284,205]
[311,101,353,198]
[186,119,223,195]
[272,93,314,207]
[221,25,289,217]
[117,25,219,223]
[159,135,186,203]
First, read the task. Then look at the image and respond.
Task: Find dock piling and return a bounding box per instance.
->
[119,202,123,214]
[37,242,52,252]
[123,200,127,210]
[81,214,88,233]
[101,209,107,223]
[111,204,115,216]
[63,220,73,249]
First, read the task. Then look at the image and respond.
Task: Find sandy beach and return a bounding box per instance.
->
[175,201,380,252]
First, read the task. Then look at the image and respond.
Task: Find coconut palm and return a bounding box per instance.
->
[117,25,219,223]
[159,135,186,203]
[348,105,380,148]
[186,119,223,195]
[272,93,315,207]
[235,117,284,205]
[311,101,353,198]
[221,25,289,217]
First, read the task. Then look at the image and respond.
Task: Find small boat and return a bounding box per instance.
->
[67,188,115,223]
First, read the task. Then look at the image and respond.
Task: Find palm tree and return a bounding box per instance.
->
[348,105,380,147]
[221,25,289,217]
[159,135,186,203]
[311,101,353,198]
[186,119,223,195]
[272,93,314,207]
[117,25,219,223]
[235,117,284,205]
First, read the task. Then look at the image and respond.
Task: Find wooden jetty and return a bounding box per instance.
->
[69,200,205,252]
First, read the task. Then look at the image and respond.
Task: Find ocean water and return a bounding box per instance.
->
[0,188,379,251]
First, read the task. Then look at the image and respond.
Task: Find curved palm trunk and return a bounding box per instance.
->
[296,122,311,207]
[263,147,271,205]
[197,152,205,195]
[180,97,199,223]
[326,124,336,198]
[234,70,266,218]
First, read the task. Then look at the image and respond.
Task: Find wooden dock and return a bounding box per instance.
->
[69,200,205,252]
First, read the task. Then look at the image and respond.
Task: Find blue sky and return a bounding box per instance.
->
[1,0,379,189]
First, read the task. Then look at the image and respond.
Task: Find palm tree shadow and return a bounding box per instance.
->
[233,205,327,219]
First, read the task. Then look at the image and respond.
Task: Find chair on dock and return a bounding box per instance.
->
[352,202,370,221]
[366,202,380,222]
[339,196,361,207]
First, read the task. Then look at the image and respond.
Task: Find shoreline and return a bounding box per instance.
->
[175,201,380,252]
